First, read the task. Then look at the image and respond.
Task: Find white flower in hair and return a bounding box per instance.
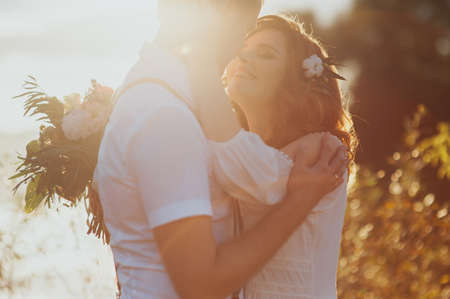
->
[303,54,324,78]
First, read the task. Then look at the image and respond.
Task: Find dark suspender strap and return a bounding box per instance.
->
[112,78,198,299]
[113,77,197,118]
[232,198,244,299]
[232,199,244,238]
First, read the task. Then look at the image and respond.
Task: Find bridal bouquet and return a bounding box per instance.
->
[10,76,114,243]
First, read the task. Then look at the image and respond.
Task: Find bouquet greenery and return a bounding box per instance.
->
[10,76,114,243]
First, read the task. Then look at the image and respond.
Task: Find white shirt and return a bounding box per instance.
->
[95,44,233,298]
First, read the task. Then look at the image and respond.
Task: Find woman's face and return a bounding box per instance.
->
[226,29,289,107]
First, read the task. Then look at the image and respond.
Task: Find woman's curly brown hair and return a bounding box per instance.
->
[242,15,358,167]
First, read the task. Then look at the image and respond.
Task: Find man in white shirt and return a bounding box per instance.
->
[95,1,349,298]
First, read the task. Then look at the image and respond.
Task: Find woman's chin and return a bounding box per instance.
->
[227,80,256,101]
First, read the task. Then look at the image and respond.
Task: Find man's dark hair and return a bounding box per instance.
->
[158,0,263,21]
[156,0,263,46]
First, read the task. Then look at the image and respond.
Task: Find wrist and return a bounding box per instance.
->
[284,189,320,211]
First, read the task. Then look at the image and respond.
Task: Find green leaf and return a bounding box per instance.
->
[26,140,40,157]
[24,175,46,213]
[9,169,33,180]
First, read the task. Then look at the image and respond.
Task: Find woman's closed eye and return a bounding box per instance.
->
[240,43,278,61]
[256,48,276,59]
[256,43,280,59]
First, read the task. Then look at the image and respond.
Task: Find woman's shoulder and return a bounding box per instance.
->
[210,129,293,166]
[210,129,293,205]
[282,132,343,166]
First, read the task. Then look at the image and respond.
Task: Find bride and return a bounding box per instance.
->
[212,15,358,298]
[94,1,352,298]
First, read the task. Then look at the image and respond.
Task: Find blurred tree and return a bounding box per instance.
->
[323,0,450,166]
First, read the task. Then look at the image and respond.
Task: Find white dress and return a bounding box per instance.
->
[210,130,348,299]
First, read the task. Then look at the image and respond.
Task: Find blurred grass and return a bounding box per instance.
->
[0,134,116,299]
[338,106,450,298]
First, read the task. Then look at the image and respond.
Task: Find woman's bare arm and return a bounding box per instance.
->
[154,134,348,299]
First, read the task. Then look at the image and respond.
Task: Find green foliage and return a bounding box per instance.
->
[24,174,46,213]
[13,76,64,127]
[418,122,450,179]
[338,106,450,298]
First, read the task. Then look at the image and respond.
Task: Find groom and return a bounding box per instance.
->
[95,1,348,298]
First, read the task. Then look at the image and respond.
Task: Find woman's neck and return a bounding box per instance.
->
[244,101,280,146]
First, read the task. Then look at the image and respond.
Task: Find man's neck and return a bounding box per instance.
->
[182,44,242,141]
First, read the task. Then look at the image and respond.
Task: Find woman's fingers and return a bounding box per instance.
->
[291,146,307,169]
[287,133,349,197]
[316,134,337,169]
[323,173,344,194]
[329,147,348,177]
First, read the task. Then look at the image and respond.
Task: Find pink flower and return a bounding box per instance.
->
[63,93,82,112]
[93,84,114,103]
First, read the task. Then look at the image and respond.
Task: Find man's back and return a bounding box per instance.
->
[94,45,216,298]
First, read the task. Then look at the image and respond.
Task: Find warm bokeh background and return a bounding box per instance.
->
[1,0,449,298]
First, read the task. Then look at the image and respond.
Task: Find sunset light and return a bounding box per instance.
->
[1,1,448,298]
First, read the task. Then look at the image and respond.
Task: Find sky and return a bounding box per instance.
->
[0,0,353,133]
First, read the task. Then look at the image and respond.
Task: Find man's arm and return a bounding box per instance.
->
[154,182,335,299]
[128,103,213,229]
[138,106,347,299]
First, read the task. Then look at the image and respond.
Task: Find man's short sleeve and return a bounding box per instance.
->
[127,102,212,229]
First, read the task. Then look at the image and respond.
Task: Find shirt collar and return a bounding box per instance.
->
[120,42,195,109]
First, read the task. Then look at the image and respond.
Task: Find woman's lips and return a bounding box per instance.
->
[234,65,256,80]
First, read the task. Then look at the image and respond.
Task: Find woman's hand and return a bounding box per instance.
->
[286,133,348,205]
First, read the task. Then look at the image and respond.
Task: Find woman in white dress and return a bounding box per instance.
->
[210,15,358,298]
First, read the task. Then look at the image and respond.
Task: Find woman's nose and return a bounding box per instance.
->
[238,50,251,64]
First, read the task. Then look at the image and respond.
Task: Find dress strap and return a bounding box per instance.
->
[231,198,244,299]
